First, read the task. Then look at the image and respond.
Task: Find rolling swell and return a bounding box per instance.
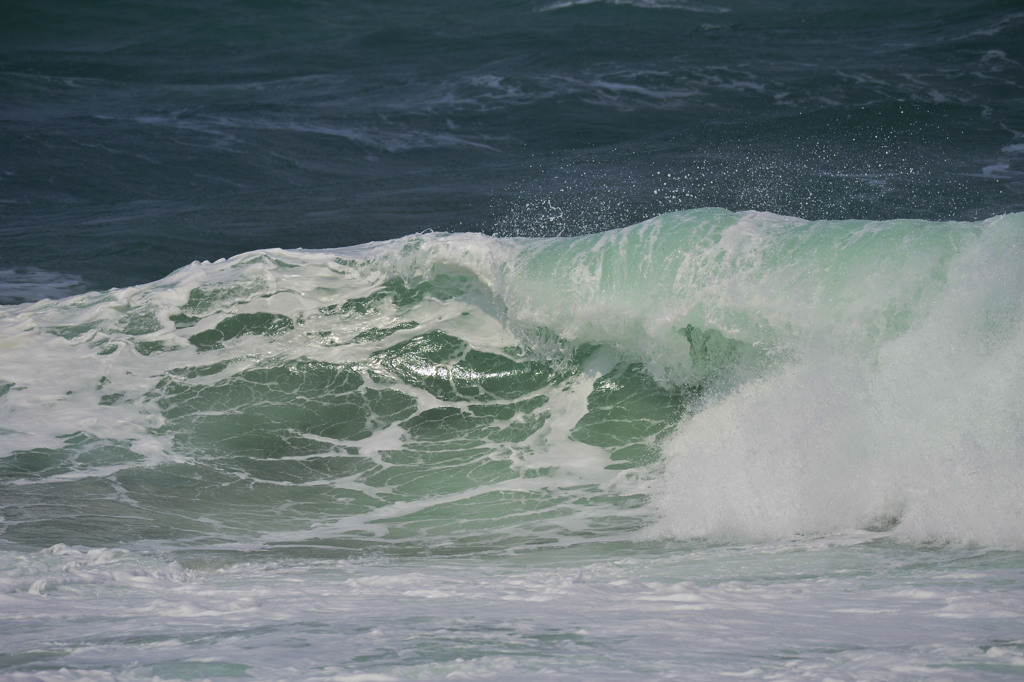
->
[1,208,1022,554]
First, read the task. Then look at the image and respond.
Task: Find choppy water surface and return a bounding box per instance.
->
[2,0,1023,296]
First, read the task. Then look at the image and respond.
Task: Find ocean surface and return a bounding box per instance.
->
[2,1,1024,680]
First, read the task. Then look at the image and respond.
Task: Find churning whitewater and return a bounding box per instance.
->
[2,208,1024,680]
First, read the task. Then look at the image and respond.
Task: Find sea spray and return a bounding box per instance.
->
[642,212,1024,545]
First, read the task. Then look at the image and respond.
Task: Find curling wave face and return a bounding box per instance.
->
[1,208,1022,555]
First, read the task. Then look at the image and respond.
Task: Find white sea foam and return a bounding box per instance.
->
[1,541,1020,680]
[540,0,730,13]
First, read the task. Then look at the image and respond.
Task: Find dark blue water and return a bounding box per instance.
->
[2,0,1022,300]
